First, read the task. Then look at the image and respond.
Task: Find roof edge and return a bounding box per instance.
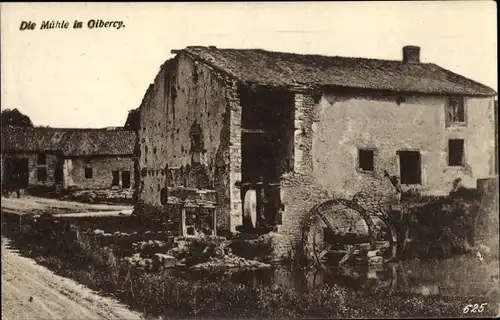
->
[430,63,497,97]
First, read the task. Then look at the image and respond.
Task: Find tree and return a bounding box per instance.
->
[124,108,140,131]
[1,108,34,127]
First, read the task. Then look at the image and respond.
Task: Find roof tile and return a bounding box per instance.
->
[179,46,496,96]
[1,126,136,156]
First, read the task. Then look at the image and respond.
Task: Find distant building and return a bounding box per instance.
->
[137,45,497,257]
[1,126,136,193]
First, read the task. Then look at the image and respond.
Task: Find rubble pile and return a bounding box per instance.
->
[63,188,133,204]
[123,253,155,271]
[132,240,169,252]
[106,233,274,273]
[191,253,272,272]
[166,235,273,272]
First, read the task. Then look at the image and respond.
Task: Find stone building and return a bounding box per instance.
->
[1,126,136,193]
[136,45,497,256]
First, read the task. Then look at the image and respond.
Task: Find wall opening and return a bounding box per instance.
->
[160,187,168,206]
[358,149,375,171]
[239,86,294,230]
[122,170,131,188]
[84,167,93,179]
[398,151,421,185]
[446,96,466,126]
[112,171,120,186]
[448,139,465,166]
[54,157,63,185]
[37,167,47,182]
[37,153,46,165]
[2,158,29,189]
[190,121,204,164]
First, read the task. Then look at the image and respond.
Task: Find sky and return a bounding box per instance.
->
[0,1,497,128]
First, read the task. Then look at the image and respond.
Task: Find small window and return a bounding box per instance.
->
[448,139,465,166]
[447,97,466,125]
[37,167,47,182]
[37,153,46,165]
[84,167,93,179]
[358,149,375,171]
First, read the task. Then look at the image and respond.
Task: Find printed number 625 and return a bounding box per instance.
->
[463,303,487,314]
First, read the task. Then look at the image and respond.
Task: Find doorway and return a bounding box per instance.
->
[398,151,421,185]
[112,171,120,186]
[239,86,294,230]
[3,158,29,189]
[121,170,131,188]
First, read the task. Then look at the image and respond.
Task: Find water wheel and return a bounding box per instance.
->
[243,189,258,229]
[301,198,397,267]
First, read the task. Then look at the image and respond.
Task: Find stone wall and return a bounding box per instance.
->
[275,91,496,259]
[1,152,59,188]
[312,92,495,195]
[65,156,134,190]
[137,53,242,233]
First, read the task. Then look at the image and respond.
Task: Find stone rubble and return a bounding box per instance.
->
[191,253,272,272]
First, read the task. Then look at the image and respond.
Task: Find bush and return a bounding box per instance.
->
[396,187,481,260]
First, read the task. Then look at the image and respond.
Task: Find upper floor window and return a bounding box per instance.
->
[190,121,204,163]
[446,97,466,126]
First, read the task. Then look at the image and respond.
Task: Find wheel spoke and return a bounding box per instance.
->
[318,244,332,259]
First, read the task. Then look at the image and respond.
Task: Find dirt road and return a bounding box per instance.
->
[1,239,144,320]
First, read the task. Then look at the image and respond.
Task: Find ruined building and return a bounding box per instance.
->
[1,126,136,193]
[136,45,497,257]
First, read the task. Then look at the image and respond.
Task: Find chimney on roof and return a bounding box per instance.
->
[402,45,420,64]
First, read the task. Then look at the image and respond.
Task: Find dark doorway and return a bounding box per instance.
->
[3,158,29,189]
[398,151,421,185]
[54,157,64,185]
[239,86,294,230]
[121,170,131,188]
[112,171,120,186]
[242,133,280,183]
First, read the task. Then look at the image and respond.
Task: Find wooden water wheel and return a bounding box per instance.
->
[301,198,397,268]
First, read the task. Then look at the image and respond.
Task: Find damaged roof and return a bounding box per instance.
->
[1,126,136,156]
[176,46,496,97]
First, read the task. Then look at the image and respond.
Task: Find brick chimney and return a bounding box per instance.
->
[402,45,420,64]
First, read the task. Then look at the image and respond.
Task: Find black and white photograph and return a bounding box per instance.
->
[1,2,498,319]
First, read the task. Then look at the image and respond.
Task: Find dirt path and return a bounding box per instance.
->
[1,239,144,320]
[1,196,133,215]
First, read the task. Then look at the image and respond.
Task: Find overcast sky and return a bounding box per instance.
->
[1,2,497,128]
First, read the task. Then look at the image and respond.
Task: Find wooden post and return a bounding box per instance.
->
[212,207,217,235]
[180,205,186,236]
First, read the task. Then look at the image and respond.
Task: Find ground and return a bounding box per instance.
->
[1,196,133,216]
[2,196,138,319]
[1,238,144,320]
